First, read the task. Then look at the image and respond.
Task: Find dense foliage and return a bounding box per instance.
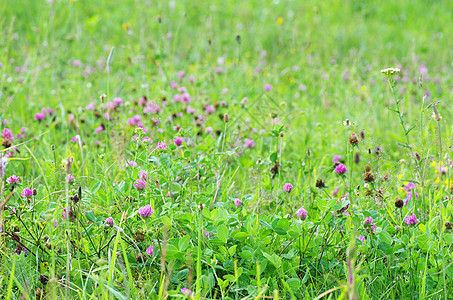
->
[1,0,453,299]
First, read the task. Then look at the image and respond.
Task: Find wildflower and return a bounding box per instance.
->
[146,245,154,256]
[349,134,359,146]
[432,105,442,121]
[156,141,167,150]
[395,225,401,231]
[404,190,419,205]
[299,84,307,91]
[105,217,114,226]
[86,104,95,110]
[404,182,416,192]
[174,136,184,146]
[234,198,242,208]
[364,217,373,225]
[62,206,72,219]
[35,113,46,121]
[54,219,58,228]
[333,155,342,163]
[113,97,123,106]
[332,187,340,197]
[334,164,348,174]
[205,105,215,114]
[138,170,148,181]
[65,174,75,183]
[94,125,104,134]
[264,84,272,91]
[315,178,326,188]
[445,221,452,230]
[21,188,33,197]
[134,179,147,190]
[356,235,365,243]
[0,155,8,178]
[244,139,255,148]
[364,172,375,183]
[6,175,20,184]
[380,67,400,76]
[283,183,293,193]
[395,198,404,208]
[296,208,308,220]
[1,128,14,141]
[215,67,223,74]
[204,230,213,238]
[404,213,419,226]
[181,288,192,295]
[138,205,154,217]
[354,152,360,164]
[127,160,138,168]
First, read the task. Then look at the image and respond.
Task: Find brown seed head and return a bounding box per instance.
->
[349,134,359,146]
[395,198,404,208]
[315,178,326,188]
[364,172,375,183]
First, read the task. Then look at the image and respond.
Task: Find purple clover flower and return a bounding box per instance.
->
[283,183,293,193]
[174,136,184,146]
[356,235,366,243]
[21,188,33,197]
[105,217,114,226]
[296,208,308,220]
[404,213,419,226]
[244,139,255,148]
[134,179,147,190]
[334,164,348,174]
[234,198,242,208]
[138,205,154,218]
[6,175,20,184]
[146,245,154,256]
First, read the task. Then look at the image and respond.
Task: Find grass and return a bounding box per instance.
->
[1,0,453,299]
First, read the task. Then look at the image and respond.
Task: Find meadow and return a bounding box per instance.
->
[1,0,453,299]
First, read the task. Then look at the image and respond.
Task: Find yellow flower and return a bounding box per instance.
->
[277,17,284,25]
[122,23,130,31]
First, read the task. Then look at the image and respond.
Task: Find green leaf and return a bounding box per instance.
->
[270,152,278,163]
[259,220,273,230]
[277,218,290,229]
[239,250,253,259]
[166,245,180,259]
[286,278,301,291]
[263,252,281,268]
[178,235,191,252]
[228,245,237,255]
[217,224,229,243]
[233,231,248,239]
[378,230,393,245]
[86,211,97,224]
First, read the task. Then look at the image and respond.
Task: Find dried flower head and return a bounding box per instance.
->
[395,198,404,208]
[349,134,359,146]
[315,178,326,188]
[364,172,375,183]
